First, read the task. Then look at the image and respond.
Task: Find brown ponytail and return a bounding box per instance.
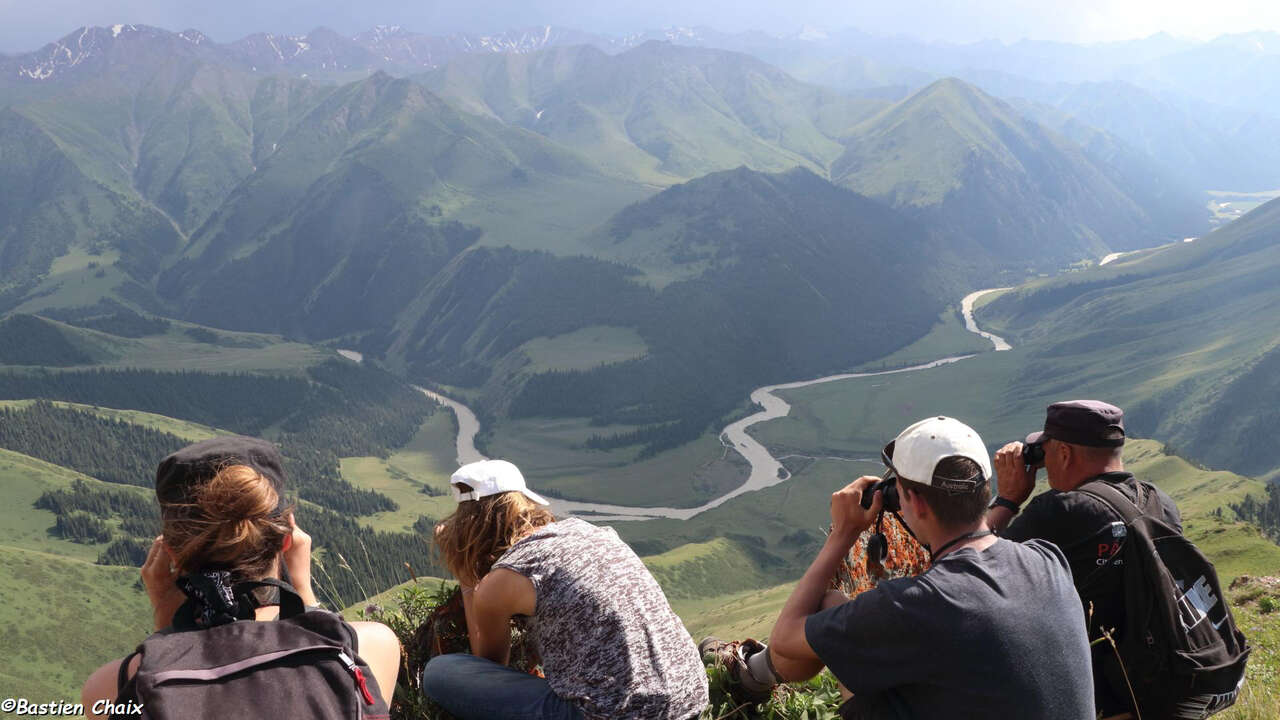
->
[162,463,292,581]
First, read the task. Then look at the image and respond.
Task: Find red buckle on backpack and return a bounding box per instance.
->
[339,651,376,705]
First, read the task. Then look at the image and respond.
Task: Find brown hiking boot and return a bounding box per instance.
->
[699,636,775,705]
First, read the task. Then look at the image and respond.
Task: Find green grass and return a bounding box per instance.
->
[752,347,1030,460]
[850,305,994,371]
[340,576,450,622]
[643,538,776,601]
[99,326,328,373]
[0,449,128,561]
[340,410,460,533]
[486,420,744,507]
[1220,578,1280,719]
[7,244,131,318]
[0,315,329,374]
[673,581,797,642]
[0,545,151,700]
[0,449,153,700]
[517,325,649,373]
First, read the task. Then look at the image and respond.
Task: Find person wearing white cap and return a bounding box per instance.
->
[421,459,708,720]
[707,417,1095,719]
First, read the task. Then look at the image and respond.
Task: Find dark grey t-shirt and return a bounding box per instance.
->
[804,538,1094,720]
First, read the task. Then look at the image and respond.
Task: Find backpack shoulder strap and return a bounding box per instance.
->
[235,578,307,619]
[1076,479,1144,525]
[116,649,141,693]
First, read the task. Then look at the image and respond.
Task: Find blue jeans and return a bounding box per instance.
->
[421,653,585,720]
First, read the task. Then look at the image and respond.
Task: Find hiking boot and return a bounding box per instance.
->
[699,636,775,704]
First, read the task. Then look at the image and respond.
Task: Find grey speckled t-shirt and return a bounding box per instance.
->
[493,518,708,720]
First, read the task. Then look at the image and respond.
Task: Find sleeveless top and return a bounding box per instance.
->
[492,518,708,720]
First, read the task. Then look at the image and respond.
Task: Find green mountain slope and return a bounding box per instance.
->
[2,27,335,240]
[160,72,648,336]
[979,196,1280,478]
[0,314,118,366]
[833,78,1197,265]
[158,70,660,335]
[0,108,181,306]
[392,167,953,472]
[419,42,885,184]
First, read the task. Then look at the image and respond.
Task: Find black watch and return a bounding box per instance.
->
[989,496,1022,515]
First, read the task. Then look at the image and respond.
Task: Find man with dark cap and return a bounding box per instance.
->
[986,400,1182,719]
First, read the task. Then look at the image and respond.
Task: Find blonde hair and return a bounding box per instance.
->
[162,463,292,581]
[433,490,554,586]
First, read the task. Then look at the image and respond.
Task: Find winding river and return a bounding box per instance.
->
[339,288,1012,521]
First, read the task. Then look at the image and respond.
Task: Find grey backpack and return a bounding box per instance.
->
[113,579,390,720]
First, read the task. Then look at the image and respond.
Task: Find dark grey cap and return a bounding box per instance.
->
[1025,400,1126,448]
[155,436,287,505]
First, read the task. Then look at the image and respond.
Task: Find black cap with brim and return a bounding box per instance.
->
[1030,400,1126,448]
[155,436,287,506]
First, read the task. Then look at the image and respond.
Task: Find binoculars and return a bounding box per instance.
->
[860,475,901,513]
[1023,440,1045,468]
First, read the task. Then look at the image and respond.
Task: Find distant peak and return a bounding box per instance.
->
[795,25,828,41]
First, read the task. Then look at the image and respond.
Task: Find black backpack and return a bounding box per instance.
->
[113,579,390,720]
[1078,481,1249,719]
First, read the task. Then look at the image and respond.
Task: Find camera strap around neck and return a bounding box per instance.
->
[929,529,994,561]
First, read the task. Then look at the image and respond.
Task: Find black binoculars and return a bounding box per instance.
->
[860,475,901,513]
[1023,440,1045,468]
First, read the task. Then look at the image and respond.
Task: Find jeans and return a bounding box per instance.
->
[421,653,585,720]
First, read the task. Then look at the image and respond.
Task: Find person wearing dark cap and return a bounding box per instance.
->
[987,400,1182,719]
[80,436,400,719]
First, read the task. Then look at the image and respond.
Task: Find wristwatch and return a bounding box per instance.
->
[989,496,1022,515]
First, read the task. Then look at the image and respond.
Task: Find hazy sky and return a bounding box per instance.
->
[2,0,1279,52]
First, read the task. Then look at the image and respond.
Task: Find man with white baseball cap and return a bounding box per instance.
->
[712,416,1094,719]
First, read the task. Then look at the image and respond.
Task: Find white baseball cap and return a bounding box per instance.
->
[882,416,992,492]
[450,459,549,505]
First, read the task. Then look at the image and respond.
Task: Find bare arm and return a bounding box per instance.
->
[987,442,1035,533]
[282,514,319,606]
[767,476,881,682]
[466,568,537,665]
[82,655,140,719]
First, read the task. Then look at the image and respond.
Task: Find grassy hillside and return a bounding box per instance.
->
[978,196,1280,480]
[0,545,151,699]
[0,400,225,442]
[158,71,650,339]
[0,449,154,698]
[340,409,460,534]
[0,108,180,309]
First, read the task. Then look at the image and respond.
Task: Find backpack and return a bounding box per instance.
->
[113,579,390,720]
[1077,480,1249,719]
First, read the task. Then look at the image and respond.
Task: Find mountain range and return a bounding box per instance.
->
[0,23,1229,453]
